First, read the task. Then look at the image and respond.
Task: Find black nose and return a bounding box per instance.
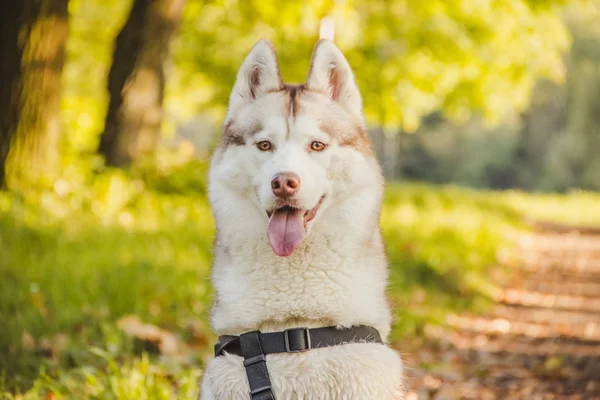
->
[271,172,301,198]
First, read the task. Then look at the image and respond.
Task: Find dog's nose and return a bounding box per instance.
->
[271,172,300,198]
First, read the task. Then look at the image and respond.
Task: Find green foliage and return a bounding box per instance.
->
[387,2,600,192]
[60,0,132,157]
[171,0,572,131]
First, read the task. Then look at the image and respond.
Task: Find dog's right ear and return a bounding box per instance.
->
[227,39,283,114]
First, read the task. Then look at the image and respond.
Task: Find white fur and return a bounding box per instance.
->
[201,39,404,400]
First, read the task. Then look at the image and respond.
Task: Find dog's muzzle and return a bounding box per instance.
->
[213,325,384,400]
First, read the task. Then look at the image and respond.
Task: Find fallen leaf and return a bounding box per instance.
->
[117,315,179,355]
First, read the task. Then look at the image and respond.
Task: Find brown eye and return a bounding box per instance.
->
[256,141,273,152]
[310,141,327,152]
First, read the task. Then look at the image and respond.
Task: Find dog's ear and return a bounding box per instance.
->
[306,39,362,118]
[228,39,283,113]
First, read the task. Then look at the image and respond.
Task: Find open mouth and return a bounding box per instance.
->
[266,195,325,257]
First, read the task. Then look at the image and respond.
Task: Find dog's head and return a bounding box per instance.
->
[210,39,383,257]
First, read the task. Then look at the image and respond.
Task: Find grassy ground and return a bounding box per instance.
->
[2,163,600,399]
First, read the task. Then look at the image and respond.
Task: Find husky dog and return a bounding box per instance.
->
[201,39,404,400]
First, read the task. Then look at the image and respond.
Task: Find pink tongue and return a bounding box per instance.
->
[267,208,305,257]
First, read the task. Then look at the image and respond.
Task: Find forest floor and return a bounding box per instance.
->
[404,223,600,400]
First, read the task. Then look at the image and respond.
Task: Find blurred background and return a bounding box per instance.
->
[2,0,600,398]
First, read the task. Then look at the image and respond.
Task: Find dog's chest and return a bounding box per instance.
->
[210,238,387,334]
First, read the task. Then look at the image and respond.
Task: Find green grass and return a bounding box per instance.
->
[497,190,600,228]
[2,164,600,399]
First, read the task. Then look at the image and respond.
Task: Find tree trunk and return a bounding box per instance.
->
[99,0,187,167]
[0,3,23,188]
[0,0,68,189]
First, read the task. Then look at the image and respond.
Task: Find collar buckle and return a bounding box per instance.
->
[283,327,311,352]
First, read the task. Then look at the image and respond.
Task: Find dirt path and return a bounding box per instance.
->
[404,225,600,400]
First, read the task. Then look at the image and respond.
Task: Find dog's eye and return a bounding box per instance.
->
[310,141,327,152]
[256,141,273,152]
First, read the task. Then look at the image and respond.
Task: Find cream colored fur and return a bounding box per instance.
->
[200,39,405,400]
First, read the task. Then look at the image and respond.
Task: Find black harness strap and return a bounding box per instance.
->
[214,325,383,400]
[240,331,276,400]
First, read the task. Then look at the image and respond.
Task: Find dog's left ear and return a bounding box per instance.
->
[306,39,363,118]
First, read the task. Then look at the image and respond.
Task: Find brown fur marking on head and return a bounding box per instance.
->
[221,119,263,148]
[279,84,312,118]
[319,118,373,157]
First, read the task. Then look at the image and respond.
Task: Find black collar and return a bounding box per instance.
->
[215,325,383,357]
